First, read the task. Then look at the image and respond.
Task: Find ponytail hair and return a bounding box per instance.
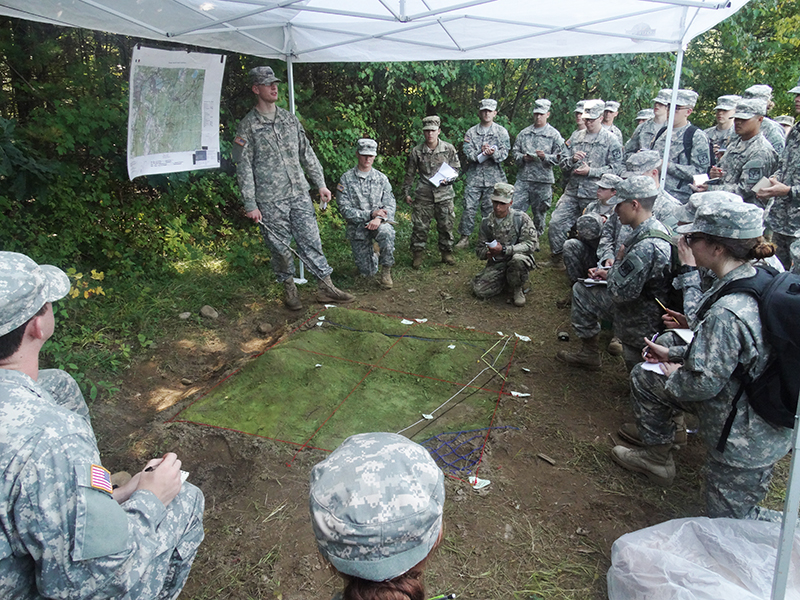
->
[705,234,776,261]
[343,568,425,600]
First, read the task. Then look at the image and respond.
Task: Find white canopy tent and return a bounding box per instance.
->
[1,1,798,598]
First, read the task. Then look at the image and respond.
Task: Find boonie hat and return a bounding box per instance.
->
[636,108,654,121]
[624,150,662,176]
[582,99,605,120]
[422,116,441,131]
[733,98,767,120]
[357,138,378,156]
[788,77,800,95]
[675,191,742,225]
[598,173,623,189]
[0,252,70,337]
[491,182,514,204]
[249,66,281,86]
[479,99,498,111]
[714,94,741,111]
[533,99,551,114]
[743,84,773,101]
[676,199,764,239]
[309,432,444,582]
[609,175,659,205]
[604,101,620,113]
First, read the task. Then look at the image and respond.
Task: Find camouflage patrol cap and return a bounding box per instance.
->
[576,213,605,241]
[357,138,378,156]
[714,94,741,111]
[624,150,662,176]
[775,115,795,126]
[0,252,70,337]
[249,66,281,86]
[608,175,659,205]
[733,98,767,120]
[636,108,654,121]
[674,89,698,108]
[574,100,586,114]
[422,116,441,131]
[582,99,605,120]
[491,182,514,203]
[604,101,620,113]
[533,99,551,114]
[479,99,498,111]
[788,77,800,95]
[743,84,773,101]
[597,173,623,189]
[653,89,672,105]
[309,432,445,582]
[675,191,743,225]
[676,199,764,239]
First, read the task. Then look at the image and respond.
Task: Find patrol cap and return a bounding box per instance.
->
[604,100,620,113]
[775,115,795,126]
[574,100,586,114]
[598,173,623,189]
[608,175,659,205]
[422,115,441,131]
[533,99,551,114]
[576,213,605,241]
[491,182,514,203]
[675,191,743,225]
[788,76,800,95]
[582,99,605,120]
[653,89,672,105]
[624,150,662,176]
[357,138,378,156]
[0,252,70,337]
[676,199,764,239]
[743,84,773,101]
[714,94,741,111]
[674,89,699,108]
[249,66,281,86]
[733,98,767,120]
[479,99,498,111]
[309,432,445,582]
[636,108,654,121]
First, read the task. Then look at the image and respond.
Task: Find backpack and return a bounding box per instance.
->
[651,124,716,171]
[695,266,800,452]
[624,228,683,312]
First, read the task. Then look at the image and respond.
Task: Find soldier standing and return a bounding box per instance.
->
[741,84,786,154]
[704,94,739,156]
[456,99,510,250]
[602,101,624,146]
[624,89,670,159]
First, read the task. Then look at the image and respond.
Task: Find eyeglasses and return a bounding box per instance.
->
[683,233,706,245]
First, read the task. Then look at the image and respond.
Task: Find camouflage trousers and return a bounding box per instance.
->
[771,231,799,271]
[630,364,782,521]
[411,196,455,253]
[792,238,800,275]
[472,255,535,299]
[458,184,494,237]
[512,180,553,236]
[562,238,598,285]
[257,193,333,283]
[547,192,594,254]
[348,223,396,276]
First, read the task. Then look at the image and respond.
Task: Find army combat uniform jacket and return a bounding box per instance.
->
[462,122,510,187]
[336,167,396,241]
[710,132,778,207]
[402,140,461,203]
[512,123,566,184]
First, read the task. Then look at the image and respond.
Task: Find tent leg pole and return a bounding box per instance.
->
[660,45,684,191]
[285,57,306,284]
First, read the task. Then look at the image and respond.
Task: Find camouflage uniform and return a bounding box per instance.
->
[629,263,792,520]
[512,122,566,234]
[336,166,396,276]
[473,209,539,298]
[765,123,800,269]
[704,126,735,151]
[549,127,623,255]
[792,238,800,274]
[759,118,787,154]
[234,106,334,282]
[310,432,444,584]
[571,216,673,370]
[709,132,778,207]
[624,119,663,160]
[651,122,711,203]
[402,140,461,253]
[604,124,624,146]
[563,209,610,284]
[459,122,510,236]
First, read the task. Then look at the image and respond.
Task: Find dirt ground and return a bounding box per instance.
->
[92,253,711,600]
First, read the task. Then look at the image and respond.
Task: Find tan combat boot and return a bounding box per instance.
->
[555,334,601,370]
[441,251,456,265]
[379,266,393,289]
[543,252,566,271]
[455,235,471,250]
[316,276,355,304]
[412,250,424,269]
[611,443,676,486]
[618,416,688,450]
[607,336,623,356]
[283,279,303,311]
[513,286,526,307]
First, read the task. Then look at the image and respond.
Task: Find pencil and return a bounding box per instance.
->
[655,297,679,324]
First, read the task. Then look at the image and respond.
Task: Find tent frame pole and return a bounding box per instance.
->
[659,44,684,191]
[286,54,307,284]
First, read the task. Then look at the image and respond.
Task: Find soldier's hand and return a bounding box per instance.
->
[523,154,536,162]
[662,308,688,330]
[677,235,696,266]
[406,195,414,204]
[138,452,182,507]
[246,208,263,223]
[366,217,382,231]
[709,166,724,179]
[757,177,790,200]
[690,182,709,193]
[615,244,626,262]
[536,150,546,159]
[573,163,590,176]
[319,187,332,203]
[573,150,587,162]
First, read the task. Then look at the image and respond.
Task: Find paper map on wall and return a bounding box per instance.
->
[127,46,225,180]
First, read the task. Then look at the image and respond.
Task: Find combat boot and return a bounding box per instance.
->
[543,252,566,271]
[611,443,675,486]
[441,252,456,265]
[455,235,471,250]
[513,286,526,307]
[379,266,393,290]
[412,250,424,269]
[316,276,355,304]
[555,334,601,371]
[618,418,688,450]
[607,336,623,356]
[283,279,303,311]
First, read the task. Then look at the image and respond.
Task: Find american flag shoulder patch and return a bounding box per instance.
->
[234,136,247,147]
[90,464,113,494]
[336,182,345,192]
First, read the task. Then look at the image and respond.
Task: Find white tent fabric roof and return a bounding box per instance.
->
[0,0,749,63]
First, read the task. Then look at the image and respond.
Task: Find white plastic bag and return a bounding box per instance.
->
[607,517,800,600]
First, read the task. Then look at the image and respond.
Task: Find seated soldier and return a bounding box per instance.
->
[472,183,539,307]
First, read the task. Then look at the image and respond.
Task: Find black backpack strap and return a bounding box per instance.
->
[650,125,667,150]
[716,365,750,453]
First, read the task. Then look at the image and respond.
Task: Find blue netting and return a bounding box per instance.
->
[421,427,518,476]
